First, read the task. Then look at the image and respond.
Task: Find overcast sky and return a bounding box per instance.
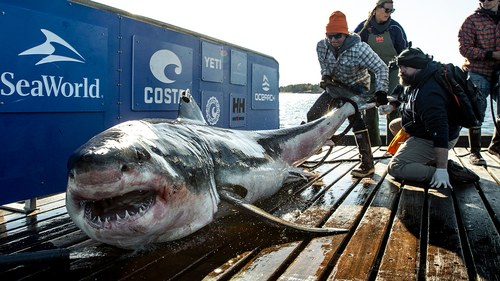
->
[95,0,480,86]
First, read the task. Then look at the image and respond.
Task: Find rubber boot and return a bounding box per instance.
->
[468,127,486,165]
[488,119,500,160]
[351,129,375,177]
[363,108,382,146]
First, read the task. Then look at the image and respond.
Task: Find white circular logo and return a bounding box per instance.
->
[150,50,182,84]
[205,96,220,125]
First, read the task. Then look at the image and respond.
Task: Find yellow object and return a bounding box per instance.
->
[387,129,409,155]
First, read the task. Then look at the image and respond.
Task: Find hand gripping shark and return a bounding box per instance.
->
[66,87,374,249]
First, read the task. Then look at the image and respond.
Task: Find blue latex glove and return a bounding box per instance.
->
[430,168,453,189]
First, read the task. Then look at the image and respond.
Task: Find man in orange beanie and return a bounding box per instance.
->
[307,11,389,178]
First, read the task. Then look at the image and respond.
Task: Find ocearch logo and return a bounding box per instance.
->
[1,29,101,99]
[262,75,270,92]
[143,49,185,105]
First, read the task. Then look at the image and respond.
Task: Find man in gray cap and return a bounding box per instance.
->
[386,47,461,189]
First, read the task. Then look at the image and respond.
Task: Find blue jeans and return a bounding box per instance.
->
[468,72,499,118]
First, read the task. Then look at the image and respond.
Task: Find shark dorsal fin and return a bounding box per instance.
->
[176,89,207,125]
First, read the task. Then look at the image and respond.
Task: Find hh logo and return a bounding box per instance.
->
[376,36,384,44]
[232,97,245,114]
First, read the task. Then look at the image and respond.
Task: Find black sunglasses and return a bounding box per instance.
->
[479,0,494,2]
[378,5,396,13]
[327,33,344,40]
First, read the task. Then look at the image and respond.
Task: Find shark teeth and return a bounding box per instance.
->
[83,190,156,228]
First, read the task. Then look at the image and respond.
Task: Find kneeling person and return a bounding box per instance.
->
[387,47,460,188]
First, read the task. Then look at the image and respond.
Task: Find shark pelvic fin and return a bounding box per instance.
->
[218,188,348,235]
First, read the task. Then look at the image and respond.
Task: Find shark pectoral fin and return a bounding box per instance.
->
[218,188,348,235]
[284,167,318,184]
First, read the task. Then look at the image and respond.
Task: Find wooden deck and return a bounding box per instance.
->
[1,145,500,280]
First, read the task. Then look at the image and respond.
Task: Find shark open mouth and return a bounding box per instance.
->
[83,190,157,228]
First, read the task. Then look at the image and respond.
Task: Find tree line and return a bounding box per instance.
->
[279,83,322,93]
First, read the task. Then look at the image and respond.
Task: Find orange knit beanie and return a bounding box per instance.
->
[326,11,348,34]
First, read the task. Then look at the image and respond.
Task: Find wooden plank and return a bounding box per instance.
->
[201,250,257,281]
[453,148,500,281]
[229,241,302,280]
[0,221,80,254]
[426,188,468,280]
[272,162,357,221]
[376,184,425,280]
[278,159,393,281]
[328,170,400,280]
[484,151,500,184]
[0,195,66,227]
[0,211,71,247]
[454,148,500,229]
[305,146,355,163]
[82,213,277,281]
[228,159,379,281]
[0,193,65,218]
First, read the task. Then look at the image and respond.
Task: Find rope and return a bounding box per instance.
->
[300,97,359,170]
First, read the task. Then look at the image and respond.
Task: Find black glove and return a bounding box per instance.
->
[388,58,398,70]
[320,75,334,90]
[375,91,389,106]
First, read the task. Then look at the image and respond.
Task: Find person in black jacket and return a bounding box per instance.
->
[387,47,461,188]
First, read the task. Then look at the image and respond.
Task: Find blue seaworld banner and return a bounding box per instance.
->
[0,4,108,112]
[0,0,278,207]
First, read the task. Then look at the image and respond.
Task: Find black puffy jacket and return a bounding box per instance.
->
[400,61,461,148]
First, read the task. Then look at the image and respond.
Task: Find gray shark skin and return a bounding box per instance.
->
[66,89,359,249]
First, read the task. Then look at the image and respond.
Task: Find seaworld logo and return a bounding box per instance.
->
[18,29,85,65]
[0,29,101,99]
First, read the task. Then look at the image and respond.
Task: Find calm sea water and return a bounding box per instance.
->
[279,93,495,135]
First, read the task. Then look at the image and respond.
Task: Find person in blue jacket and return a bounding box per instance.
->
[354,0,408,146]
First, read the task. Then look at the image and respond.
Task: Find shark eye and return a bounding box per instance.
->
[121,165,129,173]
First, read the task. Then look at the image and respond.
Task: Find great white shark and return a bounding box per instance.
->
[66,86,377,249]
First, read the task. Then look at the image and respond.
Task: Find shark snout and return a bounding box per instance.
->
[70,168,123,186]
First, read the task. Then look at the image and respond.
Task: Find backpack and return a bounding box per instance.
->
[432,63,487,128]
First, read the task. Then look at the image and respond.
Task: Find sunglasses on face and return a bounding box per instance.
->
[327,33,343,40]
[378,5,396,13]
[479,0,494,2]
